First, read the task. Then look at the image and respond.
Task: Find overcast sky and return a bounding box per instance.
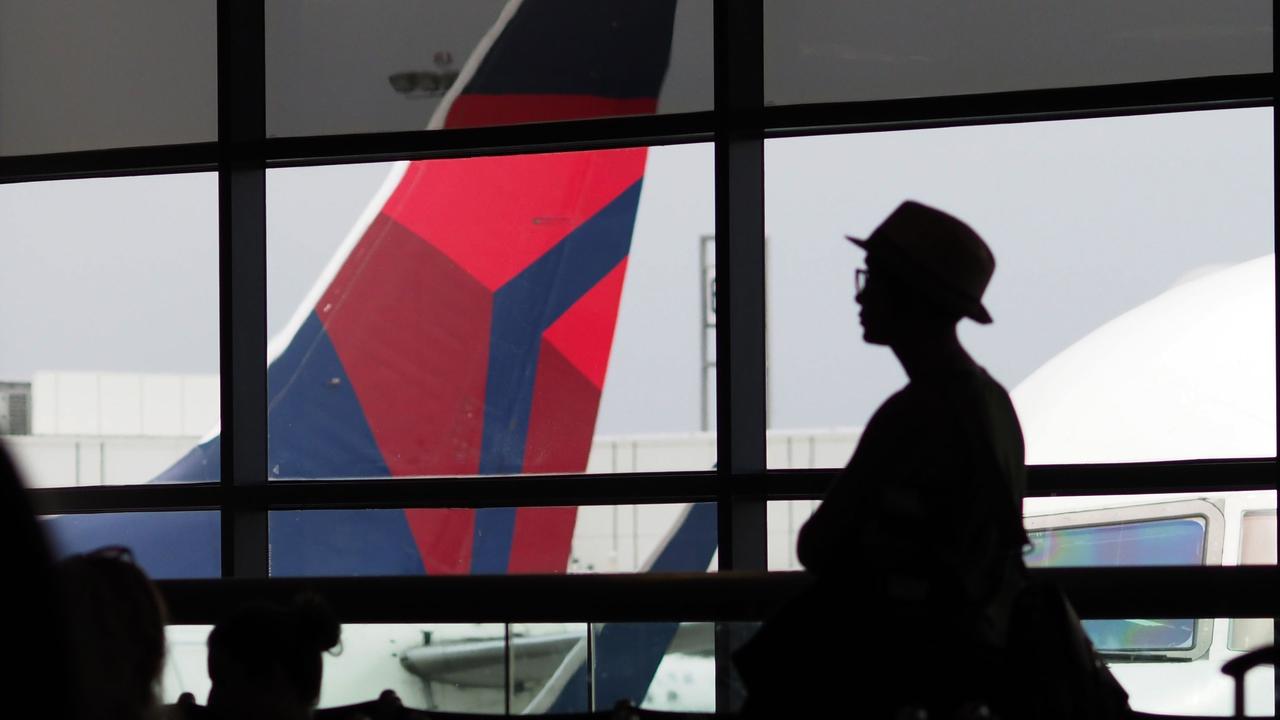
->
[0,107,1273,437]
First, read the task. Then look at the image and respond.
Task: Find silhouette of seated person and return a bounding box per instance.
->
[737,201,1029,719]
[1,444,74,718]
[204,595,341,720]
[57,546,169,720]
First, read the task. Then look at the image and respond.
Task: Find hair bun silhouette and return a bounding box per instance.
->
[292,592,340,653]
[208,593,343,709]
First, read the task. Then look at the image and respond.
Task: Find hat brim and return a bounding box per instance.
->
[845,234,992,324]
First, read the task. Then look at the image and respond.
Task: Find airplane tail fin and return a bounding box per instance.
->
[49,1,713,708]
[84,0,682,579]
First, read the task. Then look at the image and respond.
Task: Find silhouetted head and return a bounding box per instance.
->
[206,594,340,720]
[57,546,168,720]
[847,201,994,346]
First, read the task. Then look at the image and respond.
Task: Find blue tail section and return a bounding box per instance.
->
[551,503,719,711]
[48,511,221,579]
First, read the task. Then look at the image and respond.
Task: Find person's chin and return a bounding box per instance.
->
[861,326,889,345]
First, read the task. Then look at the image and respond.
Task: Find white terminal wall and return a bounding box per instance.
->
[31,371,219,437]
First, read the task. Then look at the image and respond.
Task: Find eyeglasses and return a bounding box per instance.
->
[854,268,868,296]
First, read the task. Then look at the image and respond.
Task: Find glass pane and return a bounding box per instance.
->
[43,511,220,579]
[1025,519,1207,568]
[1239,509,1277,565]
[268,503,717,577]
[766,499,818,571]
[1104,619,1276,717]
[265,144,714,481]
[1227,509,1275,653]
[770,492,1276,571]
[768,495,1274,713]
[628,622,715,712]
[0,174,220,487]
[266,1,711,137]
[764,108,1275,466]
[510,624,590,713]
[1086,618,1196,652]
[164,623,515,712]
[163,622,713,714]
[1228,617,1273,653]
[0,1,216,155]
[764,1,1272,107]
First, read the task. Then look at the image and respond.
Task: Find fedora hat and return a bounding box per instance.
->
[846,200,994,324]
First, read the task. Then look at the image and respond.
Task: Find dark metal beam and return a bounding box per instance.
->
[5,76,1266,185]
[761,459,1279,500]
[218,0,269,579]
[763,73,1274,140]
[155,566,1276,625]
[28,472,720,514]
[713,0,767,711]
[0,143,219,185]
[28,458,1274,515]
[263,112,717,168]
[713,0,768,573]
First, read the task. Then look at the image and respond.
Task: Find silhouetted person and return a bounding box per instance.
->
[737,201,1029,718]
[58,546,169,720]
[1,443,75,719]
[206,595,341,720]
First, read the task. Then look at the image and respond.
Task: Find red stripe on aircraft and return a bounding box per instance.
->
[542,258,628,390]
[319,214,492,477]
[381,151,647,291]
[445,94,658,129]
[507,507,579,574]
[405,508,476,575]
[522,340,602,475]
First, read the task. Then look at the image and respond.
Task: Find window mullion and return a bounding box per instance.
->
[218,0,268,579]
[713,0,767,573]
[713,0,767,712]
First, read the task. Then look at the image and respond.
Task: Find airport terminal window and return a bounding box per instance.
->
[764,108,1275,467]
[265,0,712,137]
[762,1,1272,107]
[4,2,1273,715]
[0,2,217,155]
[0,173,220,488]
[264,145,715,482]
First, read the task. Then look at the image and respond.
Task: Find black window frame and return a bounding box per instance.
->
[6,0,1275,712]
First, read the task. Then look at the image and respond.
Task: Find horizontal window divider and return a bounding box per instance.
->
[1041,565,1276,619]
[29,458,1274,515]
[3,74,1269,182]
[1026,457,1277,496]
[154,565,1276,625]
[31,483,224,515]
[30,471,722,514]
[762,458,1277,500]
[0,142,220,185]
[763,73,1273,139]
[263,111,718,168]
[246,471,723,510]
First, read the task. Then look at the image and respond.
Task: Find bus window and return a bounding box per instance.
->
[1026,513,1209,655]
[1228,510,1276,652]
[1025,517,1206,568]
